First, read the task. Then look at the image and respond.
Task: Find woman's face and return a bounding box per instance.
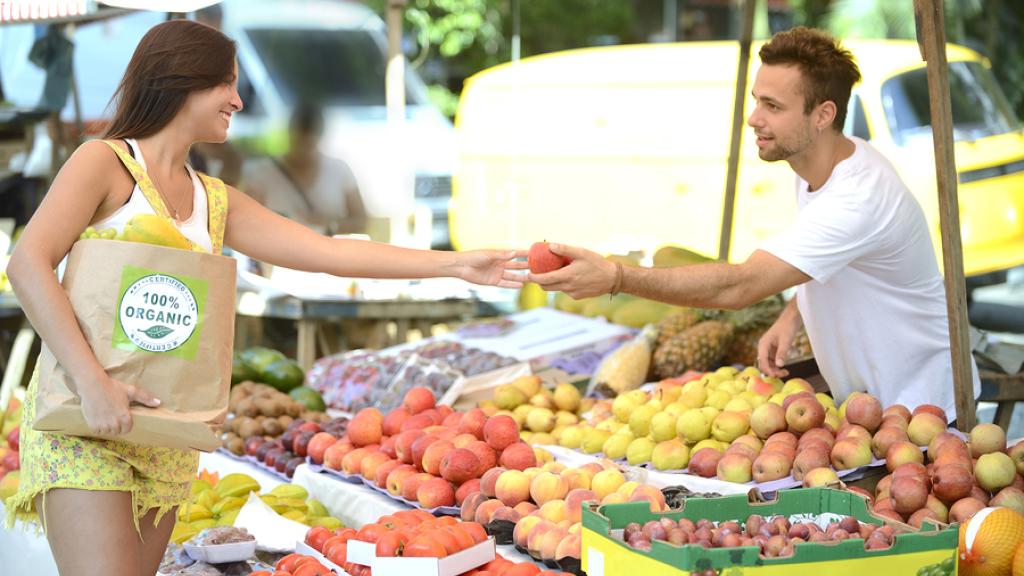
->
[183,60,243,143]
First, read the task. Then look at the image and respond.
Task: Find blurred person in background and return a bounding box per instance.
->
[188,4,243,185]
[245,101,367,235]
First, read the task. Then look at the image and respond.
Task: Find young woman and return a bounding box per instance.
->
[4,19,523,576]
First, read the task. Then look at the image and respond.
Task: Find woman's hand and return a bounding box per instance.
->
[458,249,529,288]
[78,375,161,436]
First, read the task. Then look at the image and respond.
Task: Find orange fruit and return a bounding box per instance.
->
[959,506,1024,576]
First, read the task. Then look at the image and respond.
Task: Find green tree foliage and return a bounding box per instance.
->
[823,0,1023,120]
[365,0,1023,121]
[364,0,638,117]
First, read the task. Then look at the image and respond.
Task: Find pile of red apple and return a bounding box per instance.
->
[306,387,539,510]
[240,417,348,478]
[862,420,1024,526]
[622,513,907,557]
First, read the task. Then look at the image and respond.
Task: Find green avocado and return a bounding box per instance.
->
[289,386,326,412]
[241,346,287,374]
[231,352,258,385]
[262,359,304,393]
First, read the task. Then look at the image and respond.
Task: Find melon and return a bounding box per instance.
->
[959,506,1024,576]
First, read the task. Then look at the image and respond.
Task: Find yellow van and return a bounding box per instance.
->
[449,40,1024,277]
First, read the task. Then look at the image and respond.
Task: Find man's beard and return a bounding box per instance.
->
[757,125,814,162]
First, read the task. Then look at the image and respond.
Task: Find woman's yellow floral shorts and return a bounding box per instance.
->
[5,365,198,532]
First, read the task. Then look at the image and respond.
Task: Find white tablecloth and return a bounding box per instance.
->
[0,509,59,576]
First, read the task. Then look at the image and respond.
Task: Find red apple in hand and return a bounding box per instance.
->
[528,242,572,273]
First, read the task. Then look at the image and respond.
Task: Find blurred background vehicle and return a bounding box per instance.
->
[0,0,456,248]
[450,39,1024,281]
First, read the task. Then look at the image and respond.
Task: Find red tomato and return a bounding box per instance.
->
[274,553,305,573]
[333,527,357,541]
[375,530,410,557]
[326,541,347,568]
[403,534,448,558]
[321,537,348,563]
[292,563,332,576]
[461,521,488,544]
[502,563,541,576]
[355,522,389,543]
[427,527,463,555]
[443,525,475,552]
[304,526,332,553]
[434,515,458,526]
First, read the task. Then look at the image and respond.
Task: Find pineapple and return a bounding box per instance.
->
[654,295,790,379]
[788,328,813,360]
[720,296,786,366]
[655,309,701,347]
[724,326,766,367]
[653,320,735,379]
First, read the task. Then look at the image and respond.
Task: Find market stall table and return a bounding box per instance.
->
[236,288,488,371]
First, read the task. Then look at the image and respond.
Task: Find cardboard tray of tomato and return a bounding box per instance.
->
[344,536,496,576]
[296,541,352,575]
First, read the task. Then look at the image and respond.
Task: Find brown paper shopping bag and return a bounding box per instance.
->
[33,238,236,451]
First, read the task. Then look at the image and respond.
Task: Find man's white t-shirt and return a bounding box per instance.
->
[761,137,980,423]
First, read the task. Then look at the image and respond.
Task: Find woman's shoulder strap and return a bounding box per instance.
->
[196,171,229,255]
[99,139,174,221]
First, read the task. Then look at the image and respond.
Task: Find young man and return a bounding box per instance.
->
[525,27,979,421]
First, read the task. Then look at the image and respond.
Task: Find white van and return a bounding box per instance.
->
[0,0,455,247]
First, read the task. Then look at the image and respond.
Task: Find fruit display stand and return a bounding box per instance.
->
[439,308,634,373]
[581,488,958,576]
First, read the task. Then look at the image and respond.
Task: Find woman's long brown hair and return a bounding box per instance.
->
[104,19,236,140]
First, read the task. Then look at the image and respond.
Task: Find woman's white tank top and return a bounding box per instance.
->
[94,138,213,253]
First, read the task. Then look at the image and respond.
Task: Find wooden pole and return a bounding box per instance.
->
[718,0,757,262]
[67,24,84,147]
[385,0,408,123]
[913,0,976,431]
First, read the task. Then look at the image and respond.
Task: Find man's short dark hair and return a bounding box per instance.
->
[759,27,862,130]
